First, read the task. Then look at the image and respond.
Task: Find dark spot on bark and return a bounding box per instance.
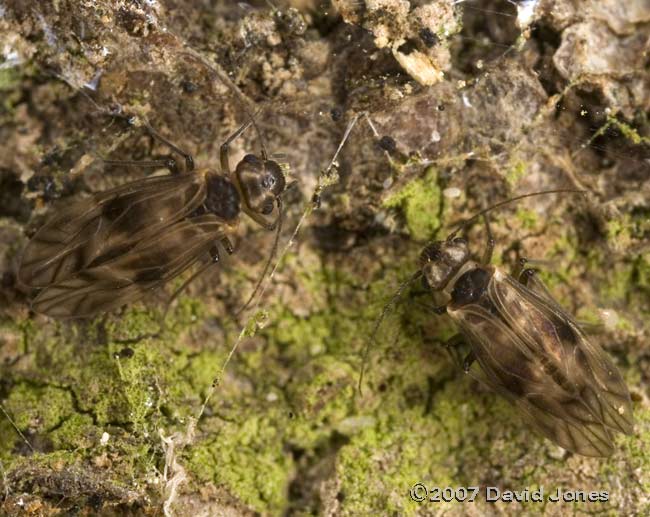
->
[116,7,149,37]
[40,146,63,166]
[180,79,198,93]
[419,28,439,47]
[378,135,397,152]
[26,174,57,201]
[396,39,417,55]
[116,347,135,359]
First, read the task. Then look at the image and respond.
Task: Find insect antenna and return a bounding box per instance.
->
[237,197,284,316]
[195,112,379,422]
[237,113,364,317]
[180,48,271,159]
[358,270,423,395]
[446,188,587,241]
[251,115,270,160]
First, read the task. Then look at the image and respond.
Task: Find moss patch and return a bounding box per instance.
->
[505,160,527,187]
[0,300,216,507]
[383,167,442,241]
[188,414,292,513]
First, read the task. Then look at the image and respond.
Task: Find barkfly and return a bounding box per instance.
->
[363,190,634,457]
[17,112,288,319]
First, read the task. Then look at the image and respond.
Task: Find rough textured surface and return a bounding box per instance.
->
[0,0,649,515]
[332,0,461,85]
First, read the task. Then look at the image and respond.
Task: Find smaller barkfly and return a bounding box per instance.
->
[363,190,634,457]
[18,115,287,319]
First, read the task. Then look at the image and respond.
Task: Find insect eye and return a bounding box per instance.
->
[261,174,276,190]
[264,161,286,196]
[423,262,451,290]
[419,242,442,265]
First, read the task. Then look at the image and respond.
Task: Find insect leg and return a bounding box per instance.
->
[432,304,447,315]
[516,263,563,307]
[462,351,476,373]
[519,267,538,286]
[208,245,221,262]
[220,119,280,230]
[515,258,555,291]
[444,333,464,348]
[241,207,279,231]
[220,120,255,176]
[164,244,222,317]
[95,120,185,173]
[220,237,234,255]
[513,257,528,280]
[516,261,557,301]
[143,122,195,172]
[237,199,284,315]
[406,286,446,313]
[442,334,473,371]
[514,263,601,332]
[444,334,466,372]
[100,156,181,174]
[91,105,193,174]
[517,266,602,333]
[481,214,495,264]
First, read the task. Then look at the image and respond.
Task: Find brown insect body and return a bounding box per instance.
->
[19,142,286,318]
[421,235,634,457]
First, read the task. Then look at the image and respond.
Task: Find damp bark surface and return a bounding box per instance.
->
[0,1,649,515]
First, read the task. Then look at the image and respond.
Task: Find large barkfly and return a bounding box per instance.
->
[363,190,634,457]
[18,116,287,319]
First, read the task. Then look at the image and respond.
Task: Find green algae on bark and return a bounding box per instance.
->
[0,300,218,511]
[2,215,650,515]
[383,167,442,241]
[1,0,650,515]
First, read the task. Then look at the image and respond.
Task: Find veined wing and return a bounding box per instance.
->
[31,214,224,319]
[492,270,633,434]
[448,268,633,456]
[19,173,206,288]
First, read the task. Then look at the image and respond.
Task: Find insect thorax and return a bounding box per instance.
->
[448,264,493,307]
[204,172,241,222]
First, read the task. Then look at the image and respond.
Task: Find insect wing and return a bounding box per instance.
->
[31,214,224,318]
[448,268,633,456]
[19,173,206,288]
[493,271,634,431]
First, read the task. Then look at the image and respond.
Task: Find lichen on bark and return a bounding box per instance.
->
[1,0,649,515]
